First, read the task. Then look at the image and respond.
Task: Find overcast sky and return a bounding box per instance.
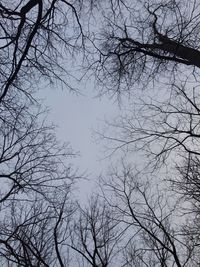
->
[38,83,120,200]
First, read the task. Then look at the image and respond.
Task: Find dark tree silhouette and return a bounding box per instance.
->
[0,0,85,102]
[0,1,85,265]
[70,196,121,267]
[0,90,77,265]
[91,0,200,93]
[0,191,75,266]
[85,2,200,266]
[2,1,200,266]
[100,164,199,267]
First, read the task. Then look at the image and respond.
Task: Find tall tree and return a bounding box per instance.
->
[70,196,121,267]
[0,91,78,265]
[0,0,85,102]
[91,0,200,93]
[86,1,200,266]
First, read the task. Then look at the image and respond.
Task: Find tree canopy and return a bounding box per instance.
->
[1,0,200,266]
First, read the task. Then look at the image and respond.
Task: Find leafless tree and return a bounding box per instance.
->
[90,0,200,94]
[98,81,200,168]
[3,1,200,266]
[0,1,89,265]
[0,89,78,265]
[81,1,200,266]
[0,0,87,102]
[100,164,200,267]
[0,98,76,204]
[0,188,75,267]
[70,196,122,267]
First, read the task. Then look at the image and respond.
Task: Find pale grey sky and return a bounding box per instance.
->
[38,84,120,199]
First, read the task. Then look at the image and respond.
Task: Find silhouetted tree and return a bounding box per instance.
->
[70,196,122,267]
[101,164,199,267]
[91,0,200,94]
[0,90,77,265]
[0,0,85,102]
[2,1,200,266]
[89,1,200,266]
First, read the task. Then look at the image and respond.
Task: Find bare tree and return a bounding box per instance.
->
[101,164,199,267]
[80,1,200,266]
[0,189,75,267]
[0,99,76,204]
[0,1,87,265]
[3,1,200,266]
[70,196,122,267]
[98,81,200,169]
[0,0,87,102]
[0,89,78,265]
[90,0,200,93]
